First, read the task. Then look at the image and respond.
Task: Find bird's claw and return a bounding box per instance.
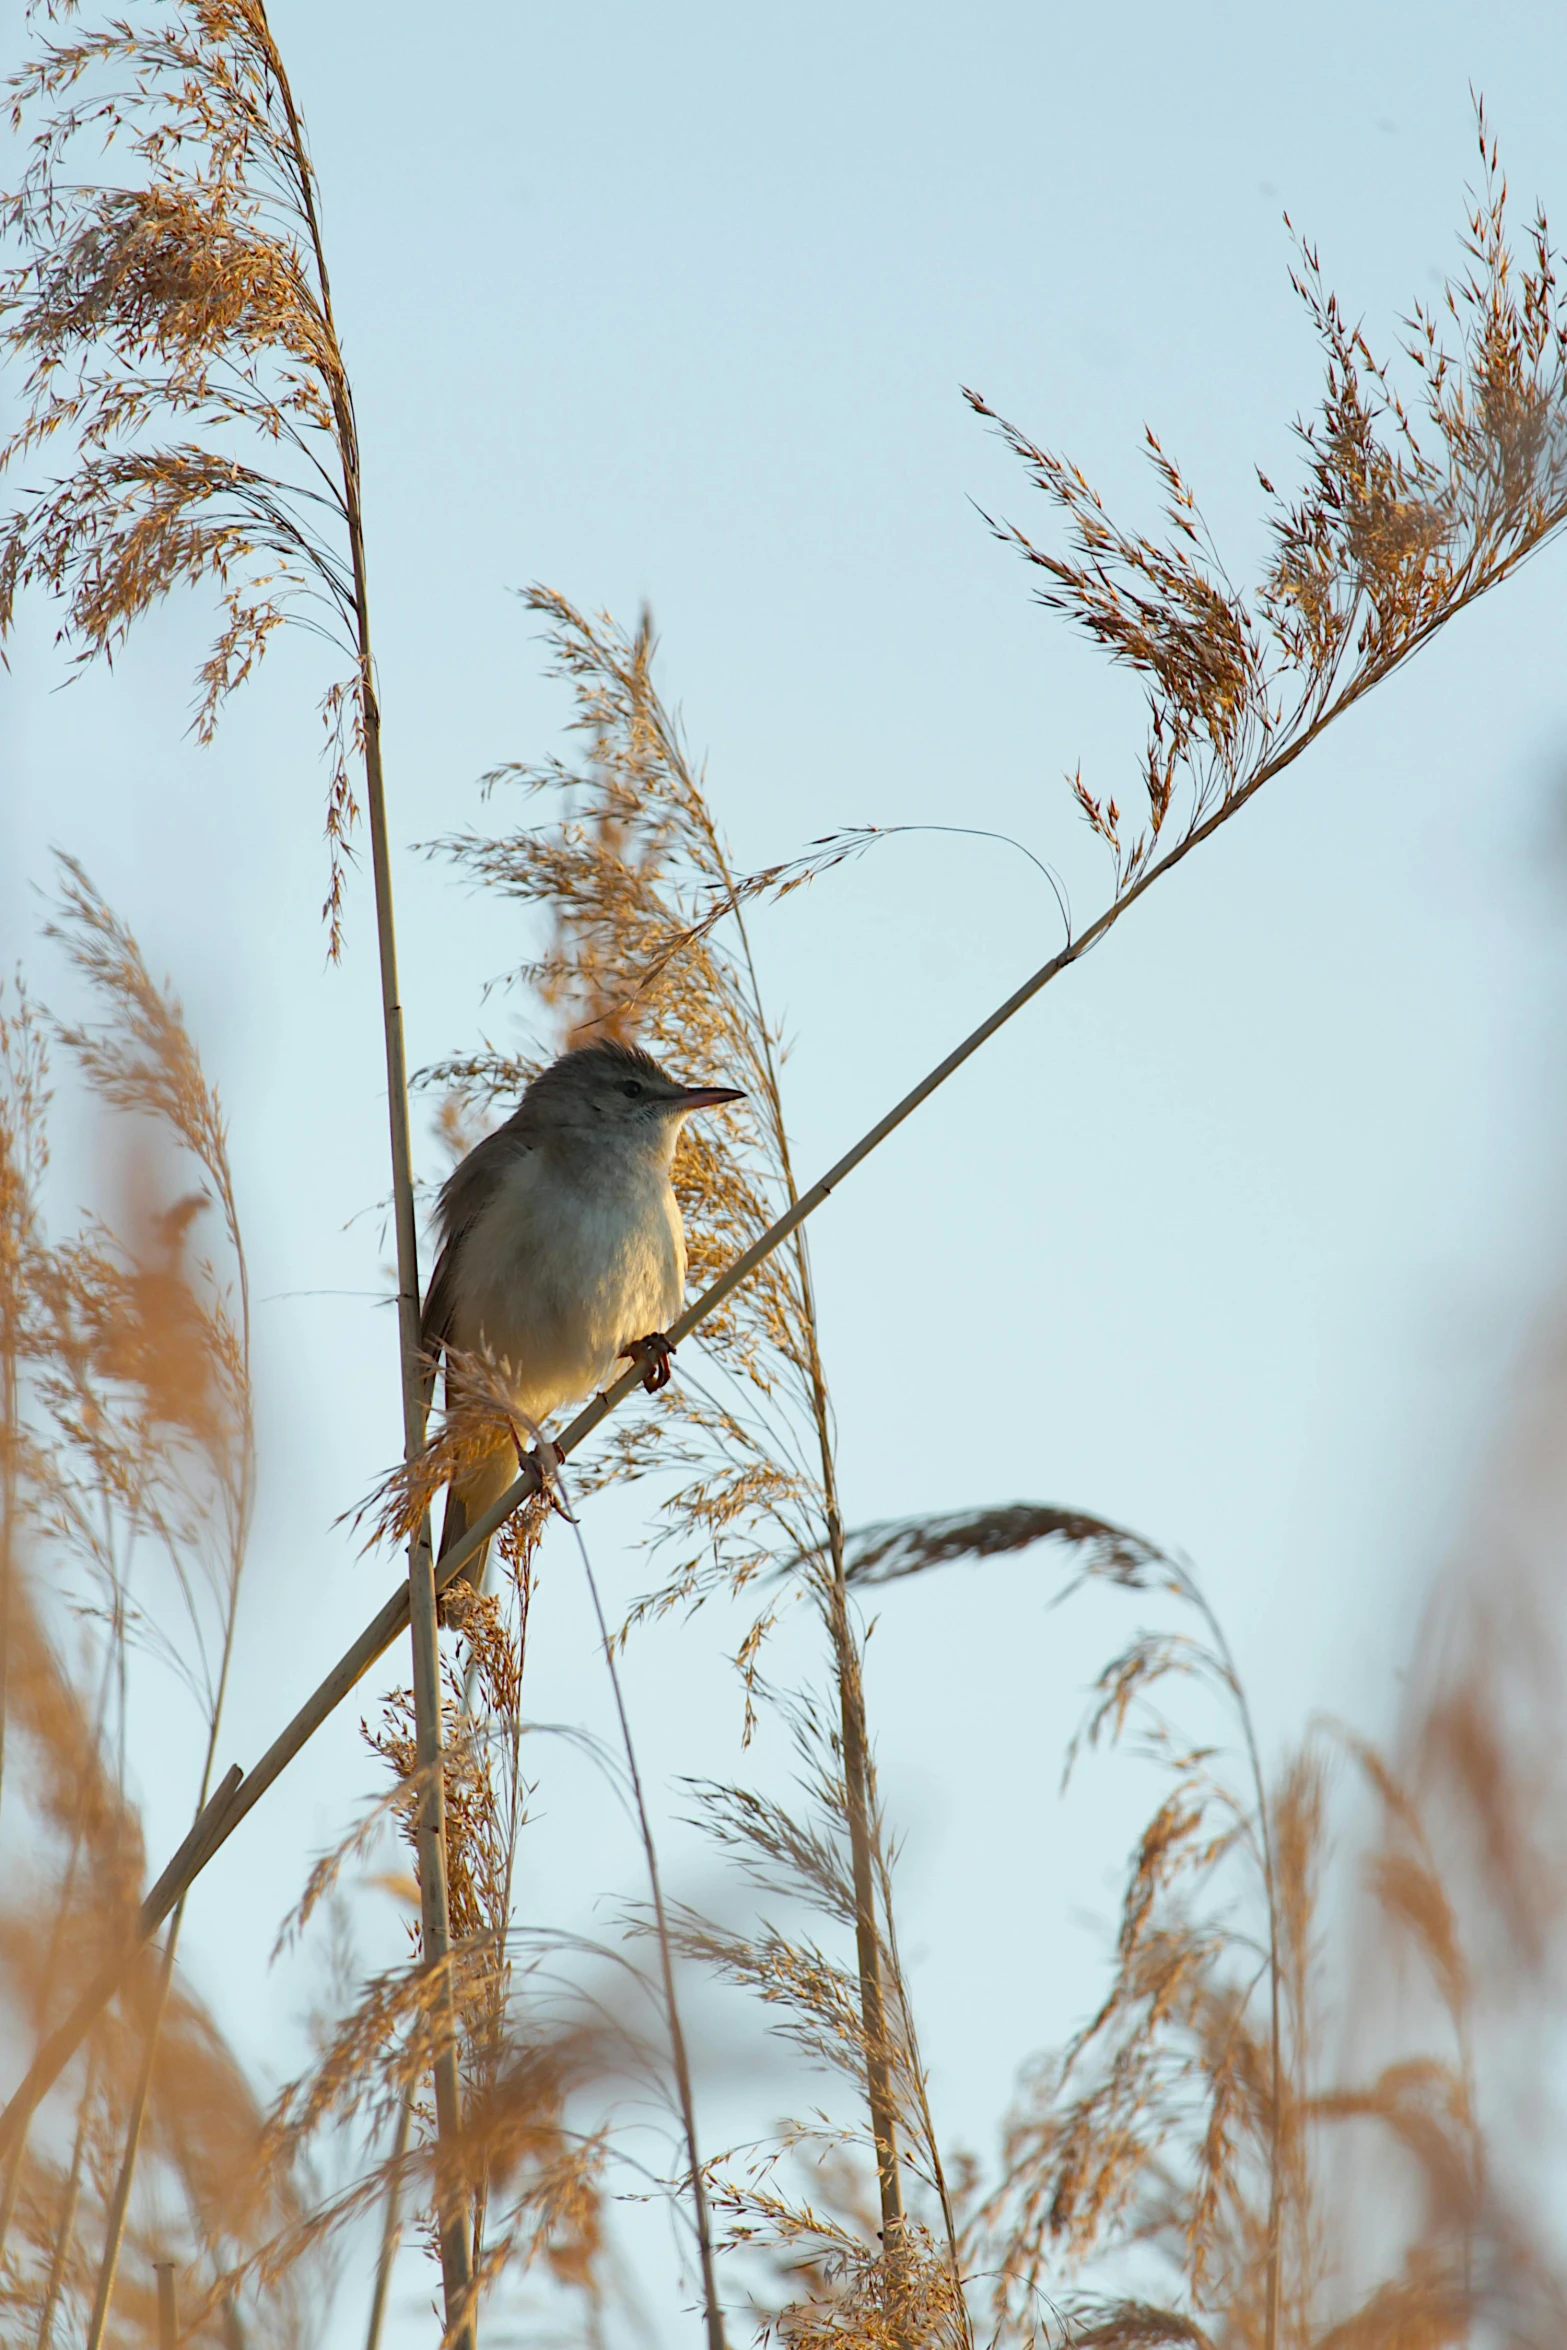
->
[622,1332,675,1393]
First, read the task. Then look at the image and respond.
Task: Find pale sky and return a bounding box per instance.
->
[4,2,1567,2340]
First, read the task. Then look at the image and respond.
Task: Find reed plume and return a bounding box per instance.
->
[0,866,309,2346]
[867,1491,1567,2350]
[967,110,1567,898]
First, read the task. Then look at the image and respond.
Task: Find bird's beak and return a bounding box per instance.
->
[670,1083,745,1111]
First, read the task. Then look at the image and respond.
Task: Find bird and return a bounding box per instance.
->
[420,1037,744,1589]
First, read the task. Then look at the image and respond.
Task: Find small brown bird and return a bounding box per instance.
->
[421,1039,743,1585]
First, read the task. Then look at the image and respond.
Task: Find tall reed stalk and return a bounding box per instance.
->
[713,868,910,2254]
[550,1455,727,2350]
[35,2050,94,2350]
[0,6,472,2334]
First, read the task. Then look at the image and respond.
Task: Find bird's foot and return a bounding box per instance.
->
[509,1431,574,1522]
[622,1332,675,1393]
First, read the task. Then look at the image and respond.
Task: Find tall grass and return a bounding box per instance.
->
[3,6,1567,2345]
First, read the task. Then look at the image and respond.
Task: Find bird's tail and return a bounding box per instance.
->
[436,1444,517,1596]
[436,1486,476,1587]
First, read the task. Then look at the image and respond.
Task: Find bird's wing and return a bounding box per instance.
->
[417,1233,462,1408]
[419,1113,533,1375]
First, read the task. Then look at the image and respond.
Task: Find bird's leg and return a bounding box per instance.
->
[621,1332,675,1393]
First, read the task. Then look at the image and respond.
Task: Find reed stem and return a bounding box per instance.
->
[363,2083,414,2350]
[715,859,909,2255]
[360,688,473,2347]
[35,2052,93,2350]
[560,1477,727,2350]
[154,2259,178,2350]
[822,1519,906,2247]
[260,18,474,2335]
[83,1912,181,2350]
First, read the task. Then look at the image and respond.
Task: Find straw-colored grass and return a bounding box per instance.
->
[4,7,1567,2345]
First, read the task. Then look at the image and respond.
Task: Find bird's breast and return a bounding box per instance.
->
[452,1148,685,1418]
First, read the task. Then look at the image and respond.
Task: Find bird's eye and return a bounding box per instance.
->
[619,1079,643,1098]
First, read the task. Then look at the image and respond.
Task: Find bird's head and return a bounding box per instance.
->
[524,1039,744,1164]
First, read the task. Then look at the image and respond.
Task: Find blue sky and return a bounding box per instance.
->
[4,2,1567,2337]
